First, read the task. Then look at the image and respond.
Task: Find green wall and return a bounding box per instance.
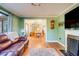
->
[46,16,65,45]
[18,18,24,35]
[18,17,58,42]
[57,15,65,45]
[47,17,58,42]
[55,4,79,46]
[0,6,20,34]
[12,15,19,33]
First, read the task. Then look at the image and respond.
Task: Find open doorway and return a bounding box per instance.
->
[25,23,29,36]
[24,19,47,48]
[24,19,47,39]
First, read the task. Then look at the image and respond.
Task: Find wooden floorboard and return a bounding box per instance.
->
[47,42,65,50]
[22,36,64,56]
[46,42,65,56]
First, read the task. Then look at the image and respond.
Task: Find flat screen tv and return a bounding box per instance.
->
[65,6,79,29]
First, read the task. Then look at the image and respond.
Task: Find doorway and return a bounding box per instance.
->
[25,23,29,36]
[24,19,47,40]
[24,19,47,48]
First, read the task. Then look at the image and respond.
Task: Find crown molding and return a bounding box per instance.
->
[57,3,77,17]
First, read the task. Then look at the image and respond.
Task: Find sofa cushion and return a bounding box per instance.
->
[4,32,19,43]
[0,39,29,56]
[11,37,19,44]
[0,40,12,51]
[0,41,25,53]
[0,34,9,43]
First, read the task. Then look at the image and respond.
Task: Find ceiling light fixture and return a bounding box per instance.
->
[31,3,40,6]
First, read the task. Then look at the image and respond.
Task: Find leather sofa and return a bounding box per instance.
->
[0,34,29,56]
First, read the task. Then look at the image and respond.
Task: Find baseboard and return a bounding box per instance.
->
[46,40,65,47]
[57,41,65,47]
[46,40,58,43]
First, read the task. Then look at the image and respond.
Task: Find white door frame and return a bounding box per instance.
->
[24,23,29,36]
[24,19,47,42]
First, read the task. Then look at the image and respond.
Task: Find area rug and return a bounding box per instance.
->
[60,50,74,56]
[29,48,59,56]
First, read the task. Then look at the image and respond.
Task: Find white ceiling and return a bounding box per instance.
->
[0,3,74,17]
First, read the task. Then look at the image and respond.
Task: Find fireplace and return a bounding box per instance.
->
[67,34,79,56]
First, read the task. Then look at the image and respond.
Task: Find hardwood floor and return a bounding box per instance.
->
[28,36,46,48]
[47,42,65,50]
[47,42,65,56]
[22,36,64,56]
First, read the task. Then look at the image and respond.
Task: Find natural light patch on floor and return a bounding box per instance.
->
[36,44,42,48]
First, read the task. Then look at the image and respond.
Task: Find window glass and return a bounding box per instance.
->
[0,13,8,33]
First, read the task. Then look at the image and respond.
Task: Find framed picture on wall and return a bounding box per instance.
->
[59,22,64,27]
[50,20,54,29]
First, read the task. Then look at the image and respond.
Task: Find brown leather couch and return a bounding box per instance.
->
[0,34,29,56]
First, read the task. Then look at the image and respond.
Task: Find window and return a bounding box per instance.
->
[0,13,8,33]
[0,21,2,33]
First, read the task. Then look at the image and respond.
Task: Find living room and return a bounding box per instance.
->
[0,3,79,56]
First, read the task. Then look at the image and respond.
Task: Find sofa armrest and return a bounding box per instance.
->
[24,39,29,44]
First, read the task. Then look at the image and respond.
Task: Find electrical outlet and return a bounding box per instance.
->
[59,38,61,40]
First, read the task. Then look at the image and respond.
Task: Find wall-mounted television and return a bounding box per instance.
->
[65,6,79,29]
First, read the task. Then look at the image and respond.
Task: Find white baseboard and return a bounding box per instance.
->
[46,40,58,43]
[57,41,65,47]
[46,40,65,47]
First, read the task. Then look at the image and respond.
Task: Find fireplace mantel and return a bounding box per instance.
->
[68,34,79,40]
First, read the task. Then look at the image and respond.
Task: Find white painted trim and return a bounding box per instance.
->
[57,41,65,47]
[57,41,67,52]
[46,40,58,43]
[24,19,47,41]
[45,19,47,43]
[46,40,65,48]
[57,3,77,17]
[0,9,9,15]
